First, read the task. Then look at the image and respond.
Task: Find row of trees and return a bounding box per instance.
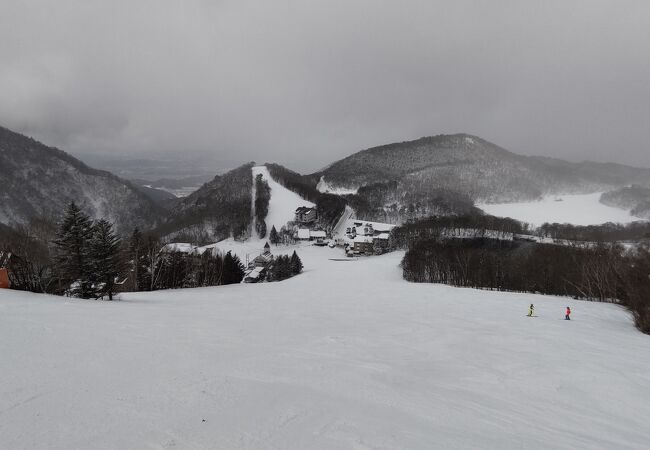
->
[0,219,55,293]
[54,203,123,299]
[128,229,245,291]
[254,174,271,238]
[3,203,246,298]
[268,225,300,246]
[537,221,650,242]
[389,214,528,250]
[267,251,303,281]
[401,237,650,334]
[390,213,650,247]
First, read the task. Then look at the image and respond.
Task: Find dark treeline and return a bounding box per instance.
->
[0,220,56,293]
[390,213,650,248]
[266,251,303,282]
[144,249,245,290]
[538,221,650,242]
[402,238,650,334]
[316,194,347,232]
[265,163,321,203]
[268,224,299,246]
[254,174,271,238]
[1,203,245,298]
[128,228,245,291]
[390,214,528,249]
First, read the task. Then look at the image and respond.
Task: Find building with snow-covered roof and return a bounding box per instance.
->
[353,235,374,254]
[295,206,317,224]
[295,228,327,241]
[244,241,275,282]
[296,228,311,240]
[244,267,263,283]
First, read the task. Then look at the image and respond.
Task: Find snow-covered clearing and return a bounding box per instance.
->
[316,176,358,195]
[1,244,649,449]
[252,166,314,239]
[478,192,642,226]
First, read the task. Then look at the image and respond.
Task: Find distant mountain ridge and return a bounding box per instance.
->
[4,125,649,238]
[314,134,650,202]
[0,126,164,232]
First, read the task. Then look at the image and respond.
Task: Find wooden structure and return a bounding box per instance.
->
[0,251,11,288]
[0,269,9,288]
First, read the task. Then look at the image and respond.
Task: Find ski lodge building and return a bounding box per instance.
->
[294,206,317,225]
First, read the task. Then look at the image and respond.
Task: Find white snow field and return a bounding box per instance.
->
[316,176,359,195]
[252,166,314,239]
[1,245,650,450]
[478,192,641,226]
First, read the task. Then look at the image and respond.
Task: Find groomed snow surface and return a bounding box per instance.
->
[252,166,314,239]
[2,244,649,449]
[478,192,642,226]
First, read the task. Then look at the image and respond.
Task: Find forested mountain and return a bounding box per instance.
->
[0,126,164,233]
[315,134,650,203]
[131,184,177,206]
[157,163,255,243]
[4,126,649,239]
[600,185,650,219]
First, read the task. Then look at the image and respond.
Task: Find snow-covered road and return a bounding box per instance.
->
[1,245,649,449]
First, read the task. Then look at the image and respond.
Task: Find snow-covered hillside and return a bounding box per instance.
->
[252,165,314,238]
[478,192,643,226]
[0,125,163,232]
[316,176,359,195]
[1,245,649,449]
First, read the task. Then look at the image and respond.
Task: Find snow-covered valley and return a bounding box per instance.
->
[478,192,643,226]
[1,244,649,449]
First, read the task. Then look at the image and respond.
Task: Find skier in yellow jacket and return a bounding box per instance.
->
[527,304,535,317]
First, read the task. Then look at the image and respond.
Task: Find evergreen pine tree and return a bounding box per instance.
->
[290,250,303,275]
[89,219,123,300]
[257,220,267,239]
[269,226,280,245]
[223,251,245,285]
[53,202,94,298]
[273,255,292,281]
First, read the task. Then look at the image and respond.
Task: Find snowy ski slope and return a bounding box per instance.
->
[1,245,649,449]
[252,165,314,239]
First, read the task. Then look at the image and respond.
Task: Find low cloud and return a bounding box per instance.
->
[1,0,649,172]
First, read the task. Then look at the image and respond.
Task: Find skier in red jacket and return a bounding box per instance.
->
[565,306,571,320]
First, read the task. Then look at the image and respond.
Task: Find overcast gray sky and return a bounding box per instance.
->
[1,0,649,172]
